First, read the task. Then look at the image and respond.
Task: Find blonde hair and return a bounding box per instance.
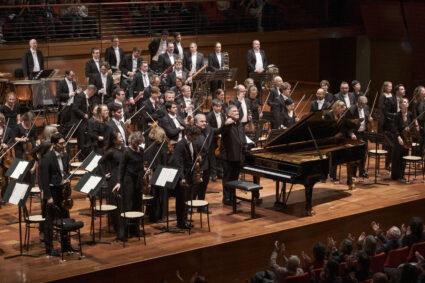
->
[148,125,166,143]
[128,131,144,144]
[381,81,392,94]
[42,125,58,141]
[331,100,345,113]
[413,86,425,103]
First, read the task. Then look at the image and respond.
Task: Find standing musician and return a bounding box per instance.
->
[310,88,331,112]
[378,81,396,171]
[246,39,267,76]
[85,47,102,81]
[71,84,97,160]
[0,92,20,129]
[221,105,247,205]
[170,77,185,99]
[334,81,355,109]
[0,113,12,205]
[178,85,198,119]
[345,96,373,179]
[119,46,143,91]
[171,125,201,229]
[280,98,299,129]
[351,80,364,102]
[108,103,129,146]
[183,42,204,76]
[213,89,229,114]
[267,76,284,122]
[160,101,186,142]
[22,39,44,80]
[320,80,334,104]
[129,61,152,103]
[56,69,81,126]
[409,86,425,156]
[173,32,184,58]
[104,35,124,74]
[149,30,170,73]
[391,98,419,180]
[269,82,291,129]
[141,86,165,132]
[142,75,162,104]
[394,84,406,113]
[229,84,249,124]
[158,42,177,73]
[89,62,115,105]
[88,104,110,154]
[207,42,225,93]
[98,131,124,234]
[38,133,74,256]
[246,86,262,121]
[113,131,145,241]
[109,88,130,121]
[207,99,226,181]
[166,59,187,90]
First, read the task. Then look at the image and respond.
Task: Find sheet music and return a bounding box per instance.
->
[80,175,102,194]
[85,155,102,172]
[246,135,254,144]
[155,168,178,187]
[9,183,29,205]
[10,160,29,179]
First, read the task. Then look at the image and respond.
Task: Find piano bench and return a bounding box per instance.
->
[225,180,263,219]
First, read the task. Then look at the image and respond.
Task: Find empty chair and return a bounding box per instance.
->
[384,246,408,268]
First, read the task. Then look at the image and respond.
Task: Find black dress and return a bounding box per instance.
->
[0,104,19,129]
[88,118,110,154]
[391,111,413,180]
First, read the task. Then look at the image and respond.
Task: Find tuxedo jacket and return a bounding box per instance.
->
[172,138,195,180]
[183,52,204,73]
[89,73,114,101]
[246,49,267,75]
[345,104,371,136]
[173,41,184,56]
[207,52,224,71]
[119,54,143,76]
[141,99,165,130]
[267,87,281,109]
[71,92,89,123]
[159,114,186,142]
[22,49,44,78]
[107,119,128,145]
[229,97,250,122]
[56,79,77,104]
[85,58,101,79]
[104,46,124,69]
[128,71,153,100]
[310,100,331,112]
[221,120,246,162]
[166,70,188,89]
[206,110,226,133]
[158,52,178,73]
[148,38,171,59]
[193,125,219,170]
[334,92,356,107]
[38,150,70,199]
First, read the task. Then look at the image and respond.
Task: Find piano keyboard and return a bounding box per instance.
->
[242,166,293,180]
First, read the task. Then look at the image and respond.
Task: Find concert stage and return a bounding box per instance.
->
[0,166,424,282]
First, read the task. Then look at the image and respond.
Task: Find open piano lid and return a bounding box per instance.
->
[266,111,339,147]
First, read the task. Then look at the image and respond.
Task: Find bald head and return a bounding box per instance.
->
[252,40,260,51]
[29,39,38,50]
[316,88,325,100]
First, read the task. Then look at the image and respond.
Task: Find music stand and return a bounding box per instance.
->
[193,73,214,110]
[5,158,31,181]
[73,173,108,244]
[3,180,38,259]
[34,69,58,80]
[363,132,393,186]
[249,72,274,101]
[150,165,183,234]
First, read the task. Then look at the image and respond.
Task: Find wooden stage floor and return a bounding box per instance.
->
[0,159,425,282]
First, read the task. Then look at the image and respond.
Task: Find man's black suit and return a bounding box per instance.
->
[173,41,184,56]
[206,110,226,179]
[56,79,77,124]
[128,71,153,101]
[171,138,197,227]
[141,99,165,132]
[72,92,91,159]
[107,118,128,145]
[334,92,356,108]
[148,38,171,59]
[119,54,143,90]
[310,100,331,112]
[158,52,177,73]
[267,88,285,129]
[183,52,204,73]
[207,52,224,93]
[229,97,249,123]
[85,58,101,80]
[246,49,267,75]
[22,49,44,79]
[159,114,186,142]
[38,150,70,254]
[104,46,124,72]
[89,73,114,104]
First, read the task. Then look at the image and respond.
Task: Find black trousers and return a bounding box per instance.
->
[222,160,242,202]
[119,174,142,240]
[77,120,90,160]
[195,168,211,201]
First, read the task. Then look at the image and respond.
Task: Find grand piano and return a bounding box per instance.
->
[242,111,367,215]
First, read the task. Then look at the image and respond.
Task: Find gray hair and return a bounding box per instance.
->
[164,90,175,99]
[212,99,223,107]
[194,113,206,124]
[358,95,368,104]
[86,84,97,92]
[287,255,300,270]
[227,104,238,114]
[388,226,401,240]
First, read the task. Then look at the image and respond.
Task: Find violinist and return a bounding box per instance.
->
[269,82,291,129]
[351,80,364,102]
[108,103,128,146]
[279,98,299,129]
[378,81,396,171]
[12,111,38,159]
[391,98,419,180]
[310,88,331,113]
[38,133,74,257]
[171,125,201,229]
[345,96,373,178]
[141,86,165,133]
[394,84,406,114]
[246,85,262,121]
[410,86,425,155]
[0,92,20,129]
[320,80,334,104]
[113,131,145,241]
[160,101,186,142]
[0,113,12,205]
[207,99,226,181]
[98,131,124,234]
[128,61,152,104]
[88,104,110,154]
[178,85,198,119]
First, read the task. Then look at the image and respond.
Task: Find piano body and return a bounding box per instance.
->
[242,111,366,215]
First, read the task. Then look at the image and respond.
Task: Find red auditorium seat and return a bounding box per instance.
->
[407,241,425,262]
[384,246,409,268]
[369,252,386,273]
[286,272,310,283]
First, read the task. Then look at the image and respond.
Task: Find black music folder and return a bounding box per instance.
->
[150,165,180,190]
[73,173,104,196]
[5,158,31,181]
[3,180,31,207]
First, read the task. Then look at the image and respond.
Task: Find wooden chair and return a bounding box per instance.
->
[116,193,146,247]
[185,199,211,235]
[383,246,408,268]
[369,252,386,273]
[23,205,45,251]
[407,241,425,262]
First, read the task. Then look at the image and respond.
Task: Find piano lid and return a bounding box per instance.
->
[266,110,339,147]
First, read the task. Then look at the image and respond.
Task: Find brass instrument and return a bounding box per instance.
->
[222,52,229,70]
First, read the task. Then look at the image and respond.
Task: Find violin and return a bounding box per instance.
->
[245,110,254,132]
[0,146,14,168]
[142,161,151,195]
[402,128,413,149]
[215,136,221,157]
[165,137,175,153]
[195,155,203,183]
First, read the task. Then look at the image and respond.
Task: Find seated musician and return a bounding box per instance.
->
[345,96,373,179]
[166,59,187,90]
[12,111,38,160]
[142,75,162,104]
[320,80,334,104]
[280,98,299,129]
[310,88,331,112]
[171,77,184,100]
[160,101,186,143]
[391,98,419,180]
[171,125,201,229]
[0,92,20,129]
[246,86,262,121]
[0,113,12,206]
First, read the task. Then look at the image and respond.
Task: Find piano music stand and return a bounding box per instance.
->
[363,132,393,186]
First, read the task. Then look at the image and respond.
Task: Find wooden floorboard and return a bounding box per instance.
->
[0,156,424,282]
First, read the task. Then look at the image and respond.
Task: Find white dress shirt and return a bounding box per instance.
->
[131,55,137,73]
[113,117,126,144]
[214,111,222,128]
[186,136,194,160]
[169,113,182,141]
[216,52,222,69]
[317,99,324,110]
[31,49,40,72]
[343,94,351,108]
[65,78,75,106]
[142,72,149,88]
[114,47,121,68]
[93,58,100,73]
[54,150,64,180]
[168,52,175,66]
[241,99,248,123]
[176,42,183,56]
[191,53,197,74]
[358,107,366,132]
[153,39,167,61]
[254,50,263,71]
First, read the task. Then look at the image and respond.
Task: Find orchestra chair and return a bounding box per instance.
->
[52,206,84,262]
[185,199,211,235]
[115,193,146,247]
[369,252,386,273]
[366,148,387,176]
[28,185,41,214]
[225,180,263,219]
[23,205,45,251]
[141,194,154,214]
[402,155,422,184]
[407,241,425,262]
[383,246,409,268]
[91,186,117,240]
[286,272,310,283]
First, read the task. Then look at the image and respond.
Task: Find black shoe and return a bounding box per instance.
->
[177,222,193,229]
[47,250,60,257]
[361,172,369,178]
[211,176,217,182]
[222,200,232,206]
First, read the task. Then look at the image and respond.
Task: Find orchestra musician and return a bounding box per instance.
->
[320,80,334,104]
[104,35,124,73]
[246,85,262,121]
[378,81,396,171]
[129,61,152,103]
[171,125,201,229]
[173,32,184,58]
[85,47,102,81]
[183,42,204,75]
[213,89,229,114]
[221,105,247,205]
[207,99,226,181]
[56,69,81,125]
[113,131,145,241]
[119,46,143,91]
[269,82,291,129]
[170,77,185,99]
[88,104,110,154]
[0,92,20,129]
[351,80,364,102]
[141,86,165,132]
[158,42,177,73]
[0,113,12,205]
[166,59,187,90]
[89,62,115,105]
[160,101,186,142]
[178,85,198,119]
[279,98,299,129]
[310,88,331,112]
[334,81,355,109]
[246,39,267,76]
[149,30,170,73]
[108,103,129,146]
[410,86,425,156]
[207,42,224,93]
[38,133,75,256]
[22,39,44,80]
[229,85,249,124]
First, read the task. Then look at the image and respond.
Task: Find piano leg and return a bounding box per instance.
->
[304,182,315,216]
[274,181,287,207]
